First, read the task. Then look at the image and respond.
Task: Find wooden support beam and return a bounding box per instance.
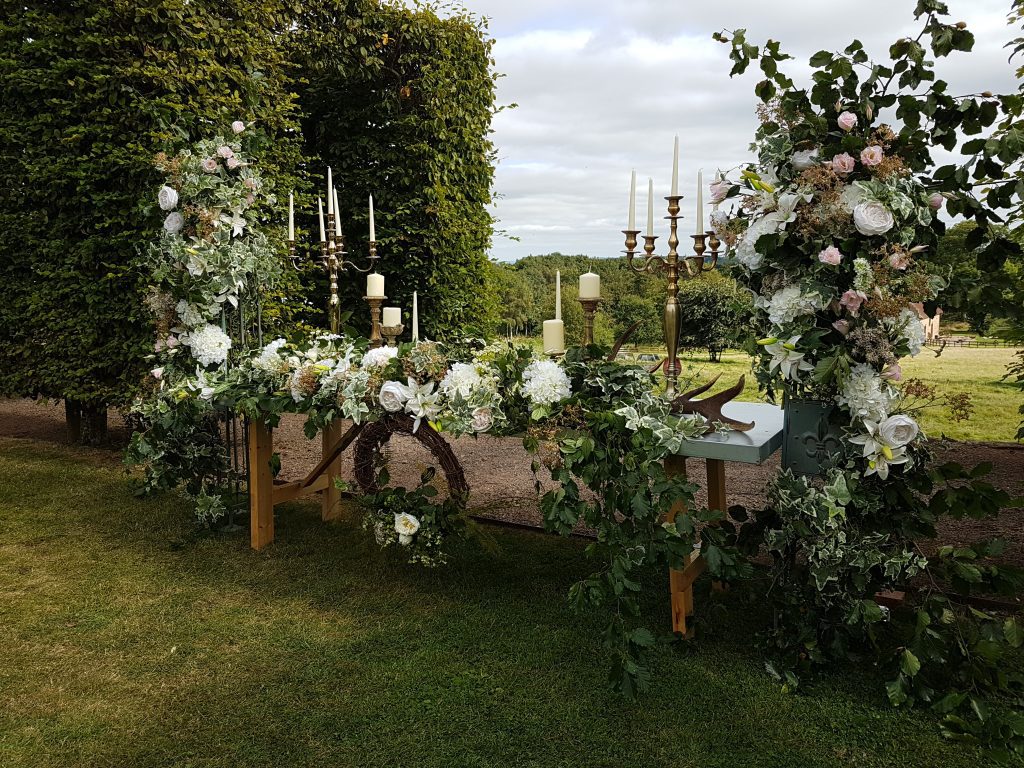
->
[248,418,275,551]
[664,454,700,637]
[272,474,330,506]
[301,421,363,489]
[706,458,728,593]
[320,420,347,521]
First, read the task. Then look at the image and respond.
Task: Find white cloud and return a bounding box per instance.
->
[414,0,1019,260]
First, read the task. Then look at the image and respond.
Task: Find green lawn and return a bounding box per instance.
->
[0,438,993,768]
[670,346,1022,443]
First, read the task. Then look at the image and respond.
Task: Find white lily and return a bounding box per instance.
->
[847,420,910,480]
[764,335,815,381]
[400,378,440,432]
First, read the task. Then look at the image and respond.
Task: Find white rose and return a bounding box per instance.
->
[471,406,493,433]
[163,212,184,234]
[791,148,819,171]
[231,120,246,134]
[158,185,179,211]
[853,201,895,236]
[878,414,919,448]
[394,512,420,543]
[378,380,407,412]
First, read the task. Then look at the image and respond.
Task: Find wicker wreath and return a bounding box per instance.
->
[353,412,469,501]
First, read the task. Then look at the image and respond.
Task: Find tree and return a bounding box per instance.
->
[288,0,499,340]
[0,0,304,443]
[677,273,751,361]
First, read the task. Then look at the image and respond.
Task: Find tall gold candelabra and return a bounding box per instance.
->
[288,208,380,334]
[624,197,721,397]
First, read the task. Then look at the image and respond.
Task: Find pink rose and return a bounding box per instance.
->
[202,157,219,173]
[888,250,911,270]
[155,337,165,352]
[883,363,902,381]
[243,177,257,190]
[217,145,234,159]
[165,335,179,349]
[709,178,731,204]
[151,367,164,380]
[226,156,241,170]
[832,319,851,336]
[246,193,256,205]
[928,193,944,210]
[860,145,883,167]
[818,246,843,265]
[231,120,246,134]
[838,111,858,132]
[831,152,855,175]
[840,289,866,315]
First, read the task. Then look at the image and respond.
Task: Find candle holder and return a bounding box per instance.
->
[579,297,602,346]
[381,323,404,347]
[624,197,718,397]
[364,296,386,348]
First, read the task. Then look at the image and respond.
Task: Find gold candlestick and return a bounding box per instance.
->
[579,297,602,346]
[364,296,386,348]
[381,323,404,347]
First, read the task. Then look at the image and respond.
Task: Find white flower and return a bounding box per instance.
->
[217,145,234,159]
[394,512,421,544]
[791,148,820,171]
[838,363,893,423]
[184,324,232,367]
[759,284,825,327]
[521,359,572,406]
[361,346,398,369]
[378,380,408,412]
[158,185,179,211]
[439,363,482,399]
[163,212,184,234]
[764,336,815,381]
[734,215,781,270]
[202,157,219,173]
[848,419,911,480]
[853,201,895,236]
[231,120,246,134]
[878,414,920,448]
[151,367,164,380]
[175,299,211,329]
[893,308,926,356]
[401,378,440,432]
[766,192,811,229]
[192,368,217,401]
[374,520,388,545]
[840,183,866,212]
[252,338,288,372]
[471,406,494,433]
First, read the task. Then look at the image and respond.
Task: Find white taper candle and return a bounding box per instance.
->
[369,195,376,242]
[288,192,294,241]
[333,187,342,236]
[696,169,704,235]
[326,167,333,214]
[412,290,419,341]
[628,169,636,230]
[555,270,561,321]
[647,177,654,237]
[671,135,679,196]
[317,197,325,242]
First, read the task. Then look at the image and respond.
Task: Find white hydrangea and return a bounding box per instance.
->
[734,215,781,270]
[759,284,825,327]
[521,359,571,406]
[439,362,482,399]
[837,363,893,423]
[361,346,399,369]
[252,338,288,372]
[175,299,212,329]
[184,323,232,367]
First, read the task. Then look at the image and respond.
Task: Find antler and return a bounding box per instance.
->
[669,373,755,432]
[608,320,643,361]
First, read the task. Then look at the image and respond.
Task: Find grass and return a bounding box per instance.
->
[0,438,995,768]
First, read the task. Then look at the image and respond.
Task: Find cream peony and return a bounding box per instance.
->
[378,380,407,412]
[878,414,919,448]
[471,406,494,433]
[158,185,179,211]
[394,512,421,545]
[853,201,894,236]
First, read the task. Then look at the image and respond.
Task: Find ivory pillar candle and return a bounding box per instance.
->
[628,170,637,230]
[366,273,385,298]
[317,197,326,242]
[555,270,562,321]
[382,307,401,326]
[412,290,419,341]
[579,272,600,299]
[543,319,565,355]
[288,192,294,241]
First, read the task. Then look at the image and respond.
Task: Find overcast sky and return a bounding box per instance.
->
[422,0,1019,261]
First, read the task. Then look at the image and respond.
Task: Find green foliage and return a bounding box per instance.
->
[0,0,304,422]
[287,0,499,339]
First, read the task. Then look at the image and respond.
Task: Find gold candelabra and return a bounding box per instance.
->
[288,207,381,335]
[624,197,721,397]
[364,296,386,348]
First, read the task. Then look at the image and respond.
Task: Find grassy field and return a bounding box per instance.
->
[641,346,1022,443]
[0,438,996,768]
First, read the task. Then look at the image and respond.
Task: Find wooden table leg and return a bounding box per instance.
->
[706,458,728,593]
[665,454,702,638]
[248,418,275,550]
[321,421,345,521]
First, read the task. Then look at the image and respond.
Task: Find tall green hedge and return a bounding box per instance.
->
[0,0,304,440]
[289,0,498,338]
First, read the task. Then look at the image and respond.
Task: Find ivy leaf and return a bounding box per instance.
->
[901,648,922,677]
